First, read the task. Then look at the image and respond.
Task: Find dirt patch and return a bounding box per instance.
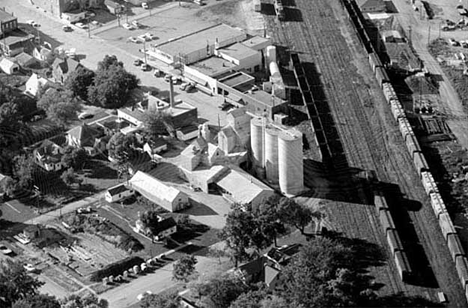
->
[194,0,248,29]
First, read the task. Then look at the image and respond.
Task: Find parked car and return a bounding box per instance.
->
[219,102,234,111]
[78,112,93,120]
[27,20,40,27]
[179,82,189,91]
[138,34,150,42]
[144,33,156,40]
[142,2,149,9]
[75,22,88,29]
[449,38,460,46]
[0,245,12,255]
[462,40,468,48]
[23,264,36,272]
[131,20,141,28]
[164,74,172,82]
[62,25,73,32]
[123,23,135,30]
[128,36,140,43]
[137,291,152,301]
[154,69,163,77]
[185,83,196,92]
[141,63,151,71]
[76,206,93,214]
[134,59,143,66]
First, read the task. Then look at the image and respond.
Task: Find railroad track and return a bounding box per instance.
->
[264,0,465,303]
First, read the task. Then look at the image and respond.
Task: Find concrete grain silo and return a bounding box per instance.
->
[278,129,304,195]
[265,127,280,183]
[250,117,264,169]
[266,45,277,64]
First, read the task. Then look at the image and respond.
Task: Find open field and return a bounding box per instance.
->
[264,0,466,305]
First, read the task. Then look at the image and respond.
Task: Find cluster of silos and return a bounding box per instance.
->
[250,118,304,196]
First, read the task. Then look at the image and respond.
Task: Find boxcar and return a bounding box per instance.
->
[379,208,396,234]
[429,192,447,218]
[394,250,411,282]
[421,171,438,194]
[447,233,465,262]
[439,212,456,241]
[390,99,405,121]
[405,134,422,156]
[413,152,429,173]
[456,255,468,289]
[387,229,404,255]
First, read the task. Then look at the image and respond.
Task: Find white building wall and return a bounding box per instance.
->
[184,65,218,93]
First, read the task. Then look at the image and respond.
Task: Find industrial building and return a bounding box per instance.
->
[148,24,247,65]
[129,171,190,212]
[250,118,304,196]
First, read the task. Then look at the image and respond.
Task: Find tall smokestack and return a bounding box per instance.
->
[169,77,174,108]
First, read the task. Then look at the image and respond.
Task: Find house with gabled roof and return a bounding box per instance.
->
[25,73,51,98]
[105,183,134,203]
[360,0,386,13]
[14,52,36,68]
[33,139,65,171]
[33,46,52,62]
[66,124,105,156]
[0,58,19,74]
[52,57,81,84]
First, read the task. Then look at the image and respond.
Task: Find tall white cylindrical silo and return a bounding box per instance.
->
[250,118,264,169]
[278,129,304,195]
[265,127,279,183]
[266,45,277,64]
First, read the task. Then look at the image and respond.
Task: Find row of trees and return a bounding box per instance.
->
[0,259,107,308]
[218,196,320,266]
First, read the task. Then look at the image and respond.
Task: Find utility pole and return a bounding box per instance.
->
[427,25,431,46]
[408,25,412,45]
[87,17,90,38]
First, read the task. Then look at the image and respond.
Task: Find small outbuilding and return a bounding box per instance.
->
[105,183,134,203]
[0,58,19,74]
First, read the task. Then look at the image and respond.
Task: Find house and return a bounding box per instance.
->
[14,52,36,68]
[105,183,134,203]
[105,0,125,15]
[360,0,386,13]
[129,171,190,212]
[218,126,237,154]
[33,46,52,62]
[33,139,64,171]
[66,124,104,156]
[152,217,177,241]
[23,225,40,239]
[0,32,35,57]
[0,58,19,74]
[52,57,81,84]
[25,73,50,98]
[143,138,168,157]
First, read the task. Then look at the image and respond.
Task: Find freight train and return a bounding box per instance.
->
[340,0,468,300]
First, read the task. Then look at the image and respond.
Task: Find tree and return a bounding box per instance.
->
[64,66,96,101]
[88,57,139,109]
[61,147,88,170]
[139,291,180,308]
[276,198,319,235]
[37,89,82,127]
[192,273,248,308]
[0,101,29,150]
[13,155,35,191]
[172,255,198,282]
[60,294,108,308]
[61,168,82,187]
[97,55,124,71]
[1,176,17,197]
[106,133,138,162]
[280,237,370,308]
[229,288,269,308]
[12,294,61,308]
[0,259,44,307]
[218,204,272,267]
[260,295,291,308]
[143,109,173,139]
[254,195,286,247]
[140,210,160,235]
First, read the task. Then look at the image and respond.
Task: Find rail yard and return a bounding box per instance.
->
[265,0,466,305]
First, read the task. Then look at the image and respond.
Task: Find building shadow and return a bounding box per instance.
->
[284,7,303,22]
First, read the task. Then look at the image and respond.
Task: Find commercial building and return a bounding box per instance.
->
[0,8,18,36]
[149,24,247,65]
[105,184,134,203]
[129,171,190,212]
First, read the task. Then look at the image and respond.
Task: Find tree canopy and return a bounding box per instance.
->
[60,294,108,308]
[140,210,160,235]
[88,56,138,109]
[139,291,179,308]
[0,259,44,307]
[12,294,61,308]
[37,89,82,127]
[191,273,248,308]
[61,146,88,170]
[172,255,198,282]
[106,132,138,163]
[64,66,96,101]
[143,109,173,139]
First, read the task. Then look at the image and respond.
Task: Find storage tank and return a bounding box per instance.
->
[251,117,264,169]
[266,45,277,64]
[269,61,281,81]
[278,129,304,195]
[265,127,280,183]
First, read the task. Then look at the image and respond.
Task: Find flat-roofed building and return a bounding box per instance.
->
[149,24,247,65]
[0,9,18,36]
[216,42,261,73]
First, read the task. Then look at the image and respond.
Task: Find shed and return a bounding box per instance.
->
[105,183,134,203]
[152,217,177,241]
[0,58,19,74]
[129,171,189,212]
